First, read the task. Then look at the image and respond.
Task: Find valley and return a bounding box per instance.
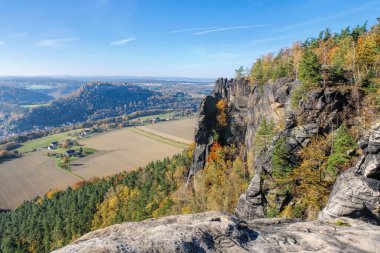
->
[0,79,211,140]
[0,117,196,210]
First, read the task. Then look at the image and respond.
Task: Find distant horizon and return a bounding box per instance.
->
[0,75,217,82]
[0,0,379,77]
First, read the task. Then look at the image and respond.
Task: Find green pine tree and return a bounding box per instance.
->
[298,49,321,84]
[272,137,292,178]
[250,59,264,85]
[254,118,275,154]
[327,125,356,177]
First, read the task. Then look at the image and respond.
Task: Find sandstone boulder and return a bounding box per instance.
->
[319,123,380,224]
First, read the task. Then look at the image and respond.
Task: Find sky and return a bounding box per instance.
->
[0,0,379,78]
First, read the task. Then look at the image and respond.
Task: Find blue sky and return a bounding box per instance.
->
[0,0,379,78]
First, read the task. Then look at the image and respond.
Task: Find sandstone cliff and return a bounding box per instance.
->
[191,78,357,220]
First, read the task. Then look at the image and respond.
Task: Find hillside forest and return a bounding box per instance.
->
[5,83,200,134]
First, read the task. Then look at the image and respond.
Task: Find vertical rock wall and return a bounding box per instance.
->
[191,78,358,220]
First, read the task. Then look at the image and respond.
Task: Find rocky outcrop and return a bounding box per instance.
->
[319,123,380,224]
[55,212,380,253]
[191,78,357,220]
[190,78,295,176]
[235,87,355,220]
[190,95,218,175]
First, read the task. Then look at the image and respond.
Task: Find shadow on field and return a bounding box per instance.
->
[0,155,23,164]
[71,163,84,167]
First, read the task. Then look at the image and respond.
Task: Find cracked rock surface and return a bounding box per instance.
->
[54,212,380,253]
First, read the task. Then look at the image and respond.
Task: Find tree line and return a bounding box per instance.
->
[237,22,379,87]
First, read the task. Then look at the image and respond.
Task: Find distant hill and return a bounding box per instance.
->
[0,86,53,104]
[0,87,54,126]
[8,83,200,132]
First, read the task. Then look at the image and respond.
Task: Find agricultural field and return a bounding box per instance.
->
[0,118,196,209]
[136,117,196,144]
[72,128,185,179]
[0,152,78,209]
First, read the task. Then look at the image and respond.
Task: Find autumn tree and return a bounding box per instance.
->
[193,144,249,213]
[357,33,380,78]
[289,137,334,219]
[61,156,71,170]
[216,99,228,128]
[0,149,10,159]
[91,185,140,229]
[207,142,223,163]
[61,139,71,148]
[292,42,303,80]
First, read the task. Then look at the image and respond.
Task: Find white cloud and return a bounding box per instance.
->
[194,25,266,35]
[0,41,6,45]
[35,37,78,48]
[110,38,136,46]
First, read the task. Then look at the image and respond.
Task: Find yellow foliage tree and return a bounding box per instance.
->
[356,33,380,77]
[292,42,303,80]
[46,188,62,199]
[216,99,228,128]
[189,144,249,213]
[91,185,139,229]
[290,136,333,220]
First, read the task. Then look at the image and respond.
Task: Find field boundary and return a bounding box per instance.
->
[55,162,85,180]
[129,127,188,149]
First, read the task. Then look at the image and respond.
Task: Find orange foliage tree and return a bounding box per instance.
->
[208,142,222,162]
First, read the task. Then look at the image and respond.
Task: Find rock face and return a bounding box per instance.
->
[55,212,380,253]
[190,95,218,176]
[190,78,295,176]
[319,123,380,224]
[191,78,357,220]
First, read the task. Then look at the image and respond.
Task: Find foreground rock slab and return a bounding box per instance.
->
[54,212,380,253]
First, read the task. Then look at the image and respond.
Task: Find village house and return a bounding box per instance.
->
[48,141,58,150]
[65,149,76,157]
